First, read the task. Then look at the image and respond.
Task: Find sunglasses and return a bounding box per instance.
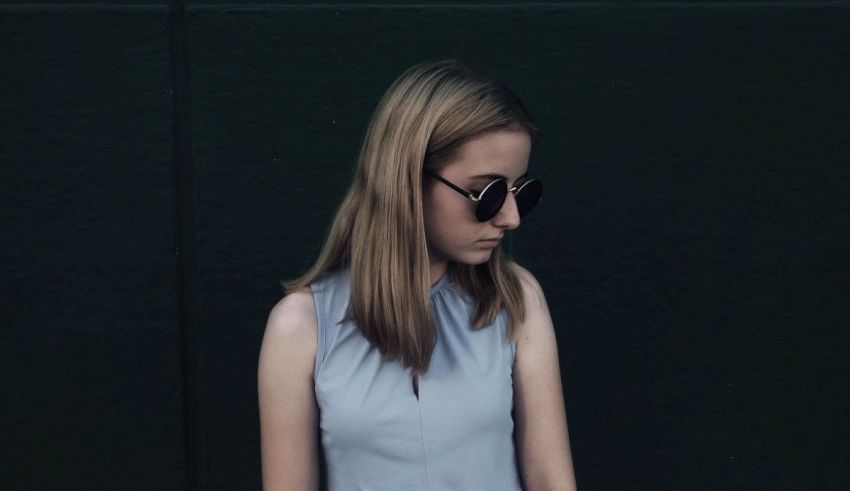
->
[423,169,543,222]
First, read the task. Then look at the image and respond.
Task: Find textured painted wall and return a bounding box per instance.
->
[0,5,186,490]
[2,2,848,490]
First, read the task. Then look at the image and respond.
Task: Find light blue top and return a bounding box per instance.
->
[310,267,522,491]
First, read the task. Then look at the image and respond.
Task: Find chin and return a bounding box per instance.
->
[453,250,493,267]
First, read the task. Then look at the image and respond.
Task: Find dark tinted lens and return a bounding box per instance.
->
[475,179,508,222]
[514,179,543,217]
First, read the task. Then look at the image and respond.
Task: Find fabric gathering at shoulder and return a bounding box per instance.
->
[499,307,518,366]
[506,313,518,366]
[311,277,326,381]
[309,269,344,381]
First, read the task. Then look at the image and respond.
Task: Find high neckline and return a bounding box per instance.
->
[430,271,451,296]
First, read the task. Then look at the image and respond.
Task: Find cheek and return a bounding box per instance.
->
[423,199,450,241]
[423,190,469,241]
[425,202,479,247]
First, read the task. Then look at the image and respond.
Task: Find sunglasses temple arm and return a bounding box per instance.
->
[428,172,478,201]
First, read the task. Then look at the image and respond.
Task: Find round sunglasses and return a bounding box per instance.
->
[424,169,543,222]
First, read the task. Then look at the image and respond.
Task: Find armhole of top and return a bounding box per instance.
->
[509,328,518,367]
[312,284,326,382]
[503,308,517,366]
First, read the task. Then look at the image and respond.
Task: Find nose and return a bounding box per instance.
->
[491,191,521,230]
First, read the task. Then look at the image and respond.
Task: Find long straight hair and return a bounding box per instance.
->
[283,59,540,375]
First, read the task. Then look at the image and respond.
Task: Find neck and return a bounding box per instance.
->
[428,256,448,287]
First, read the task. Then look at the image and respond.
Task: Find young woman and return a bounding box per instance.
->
[258,59,577,491]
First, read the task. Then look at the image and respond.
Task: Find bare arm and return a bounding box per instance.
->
[257,287,319,491]
[511,263,577,491]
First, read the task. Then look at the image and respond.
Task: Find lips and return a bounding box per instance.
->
[478,237,502,246]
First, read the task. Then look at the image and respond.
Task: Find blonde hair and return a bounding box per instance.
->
[282,59,540,375]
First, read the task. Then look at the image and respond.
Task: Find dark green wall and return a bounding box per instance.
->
[2,2,848,490]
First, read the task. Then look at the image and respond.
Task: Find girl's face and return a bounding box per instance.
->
[423,128,532,277]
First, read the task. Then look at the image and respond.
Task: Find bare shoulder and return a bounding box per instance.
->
[506,260,555,350]
[507,260,547,310]
[259,286,317,378]
[266,286,317,334]
[258,286,321,489]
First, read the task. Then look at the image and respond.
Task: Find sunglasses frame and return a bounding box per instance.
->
[423,169,541,222]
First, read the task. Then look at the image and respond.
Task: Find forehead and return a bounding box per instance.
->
[441,129,531,182]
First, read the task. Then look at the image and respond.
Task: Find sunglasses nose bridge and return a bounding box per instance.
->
[488,186,521,226]
[503,186,521,214]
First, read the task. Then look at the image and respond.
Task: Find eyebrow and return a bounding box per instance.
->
[469,172,528,182]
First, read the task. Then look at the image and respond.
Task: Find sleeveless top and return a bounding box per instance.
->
[310,268,522,491]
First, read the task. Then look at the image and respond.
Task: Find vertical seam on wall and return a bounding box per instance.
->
[169,2,205,490]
